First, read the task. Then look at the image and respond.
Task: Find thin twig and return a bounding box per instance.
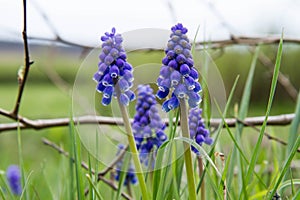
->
[13,0,34,116]
[41,138,132,200]
[198,0,298,101]
[195,36,300,49]
[84,144,128,196]
[0,113,295,132]
[236,118,300,153]
[98,145,129,176]
[249,47,298,101]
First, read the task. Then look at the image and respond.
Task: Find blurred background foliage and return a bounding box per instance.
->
[0,41,299,198]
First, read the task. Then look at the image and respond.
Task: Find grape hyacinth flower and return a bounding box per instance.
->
[156,23,200,200]
[93,28,135,106]
[189,108,213,154]
[114,144,137,185]
[132,85,167,167]
[93,28,148,199]
[6,165,22,195]
[157,23,202,112]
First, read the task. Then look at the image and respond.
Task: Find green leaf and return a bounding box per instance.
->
[245,31,283,187]
[0,172,14,199]
[152,141,169,200]
[88,154,94,200]
[228,46,260,197]
[116,152,130,200]
[86,174,104,200]
[69,116,84,200]
[278,179,300,193]
[266,136,300,198]
[197,75,240,193]
[173,137,222,178]
[17,121,27,200]
[286,92,300,157]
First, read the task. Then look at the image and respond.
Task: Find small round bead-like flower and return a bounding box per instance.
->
[188,108,213,155]
[93,28,135,106]
[132,85,167,167]
[6,165,22,195]
[157,23,202,111]
[114,144,137,185]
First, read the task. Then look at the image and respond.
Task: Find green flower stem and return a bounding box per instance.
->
[197,155,205,200]
[179,98,197,200]
[115,85,149,200]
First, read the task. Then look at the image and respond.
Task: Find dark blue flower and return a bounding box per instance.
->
[157,23,202,111]
[132,85,167,167]
[115,144,137,185]
[94,28,135,106]
[188,108,213,155]
[6,165,22,195]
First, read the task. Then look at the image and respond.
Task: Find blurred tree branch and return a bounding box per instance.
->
[198,0,299,101]
[0,112,295,132]
[195,36,300,49]
[42,138,132,200]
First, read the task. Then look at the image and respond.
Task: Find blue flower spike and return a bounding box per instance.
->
[157,23,202,111]
[188,108,213,155]
[94,28,135,106]
[6,165,22,195]
[132,85,167,167]
[114,144,138,185]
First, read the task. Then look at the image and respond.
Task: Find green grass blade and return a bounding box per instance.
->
[239,46,260,120]
[0,187,5,200]
[286,92,300,156]
[169,108,180,139]
[20,171,33,200]
[68,123,75,200]
[69,117,84,200]
[152,141,170,200]
[245,32,283,186]
[205,168,223,199]
[191,25,200,55]
[174,137,222,178]
[211,75,240,150]
[0,171,14,199]
[267,92,300,198]
[227,47,259,193]
[116,153,130,200]
[214,100,267,188]
[278,179,300,193]
[266,136,300,198]
[292,188,300,200]
[175,147,184,192]
[176,137,223,198]
[88,154,94,200]
[197,75,240,193]
[86,174,104,200]
[17,121,27,200]
[170,142,181,200]
[153,109,180,200]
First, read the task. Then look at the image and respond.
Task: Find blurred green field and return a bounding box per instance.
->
[0,44,299,198]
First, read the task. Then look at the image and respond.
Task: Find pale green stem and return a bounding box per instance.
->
[179,98,197,200]
[17,121,27,200]
[197,155,205,200]
[115,85,149,200]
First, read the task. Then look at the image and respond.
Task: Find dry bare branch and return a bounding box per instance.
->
[12,0,34,116]
[42,138,132,200]
[0,113,295,132]
[195,36,300,49]
[236,118,300,153]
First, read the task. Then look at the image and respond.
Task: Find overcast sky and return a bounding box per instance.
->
[0,0,300,46]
